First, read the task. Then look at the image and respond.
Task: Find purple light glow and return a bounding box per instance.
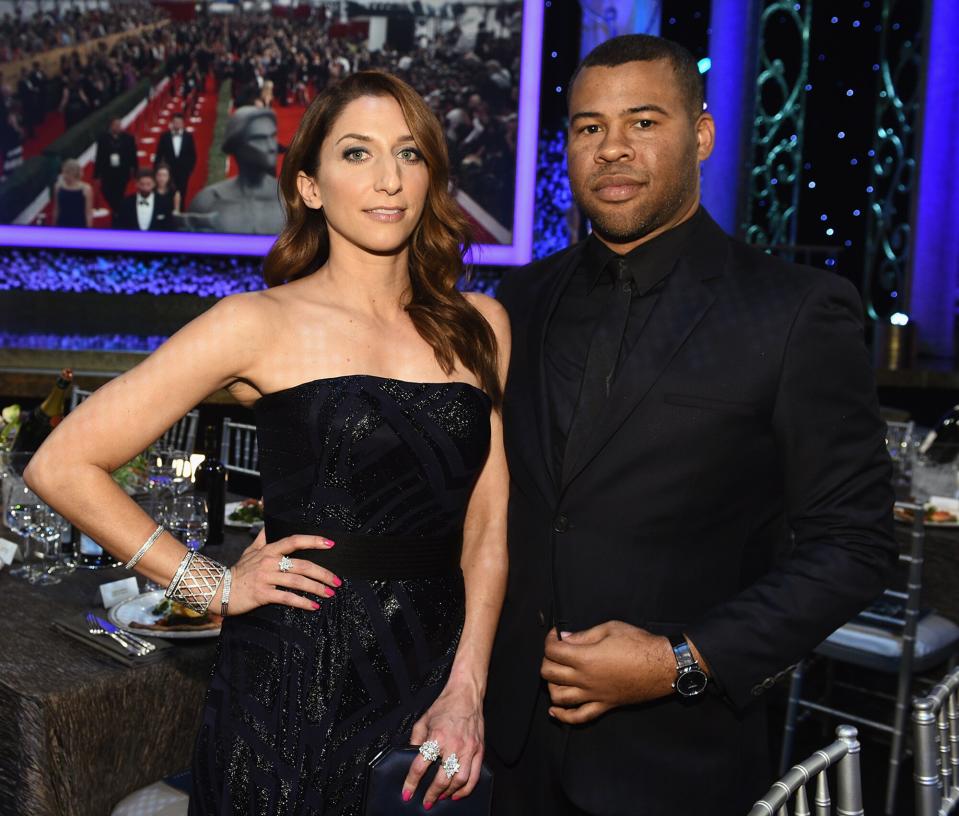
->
[0,1,543,266]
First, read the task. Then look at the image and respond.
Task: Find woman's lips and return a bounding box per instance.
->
[363,208,406,222]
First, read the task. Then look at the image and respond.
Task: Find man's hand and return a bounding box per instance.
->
[540,621,676,724]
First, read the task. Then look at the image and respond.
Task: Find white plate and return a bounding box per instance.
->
[893,504,959,528]
[108,590,221,639]
[224,500,263,528]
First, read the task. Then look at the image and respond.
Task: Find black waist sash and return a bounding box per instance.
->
[265,516,463,579]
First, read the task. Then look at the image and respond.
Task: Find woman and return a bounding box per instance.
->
[52,157,93,227]
[154,163,181,214]
[26,70,508,814]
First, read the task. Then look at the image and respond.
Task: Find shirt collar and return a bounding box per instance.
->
[581,206,706,295]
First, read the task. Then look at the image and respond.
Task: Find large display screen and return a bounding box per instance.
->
[0,0,542,264]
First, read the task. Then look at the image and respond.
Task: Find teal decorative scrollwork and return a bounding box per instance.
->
[743,0,812,250]
[862,0,923,320]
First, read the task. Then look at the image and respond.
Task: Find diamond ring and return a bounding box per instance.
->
[278,555,294,573]
[418,740,441,763]
[442,753,461,780]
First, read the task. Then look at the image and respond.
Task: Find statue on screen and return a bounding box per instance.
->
[179,107,284,235]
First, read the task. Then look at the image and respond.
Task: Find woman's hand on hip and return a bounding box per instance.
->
[223,527,340,616]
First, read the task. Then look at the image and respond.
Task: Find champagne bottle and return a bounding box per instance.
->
[194,424,226,546]
[919,404,959,465]
[11,369,73,470]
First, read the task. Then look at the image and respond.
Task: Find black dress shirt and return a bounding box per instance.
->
[545,207,706,473]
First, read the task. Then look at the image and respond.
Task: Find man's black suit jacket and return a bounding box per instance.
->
[154,130,197,191]
[486,211,895,815]
[93,132,137,184]
[112,194,174,231]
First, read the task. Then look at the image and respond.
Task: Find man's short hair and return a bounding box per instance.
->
[569,34,705,119]
[135,167,155,181]
[172,112,185,120]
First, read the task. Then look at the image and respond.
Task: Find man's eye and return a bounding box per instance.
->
[581,124,602,135]
[637,119,654,129]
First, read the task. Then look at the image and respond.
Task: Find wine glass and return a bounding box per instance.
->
[147,447,178,493]
[170,450,194,495]
[27,505,63,586]
[4,479,41,579]
[163,495,209,552]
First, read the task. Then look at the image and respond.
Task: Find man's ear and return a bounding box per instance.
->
[296,171,323,210]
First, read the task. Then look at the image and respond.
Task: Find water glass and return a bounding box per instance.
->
[163,495,209,551]
[27,506,63,586]
[4,480,41,579]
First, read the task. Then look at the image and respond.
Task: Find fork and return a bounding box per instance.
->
[85,612,149,657]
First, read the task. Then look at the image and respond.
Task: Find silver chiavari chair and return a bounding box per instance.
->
[913,666,959,816]
[220,417,259,477]
[751,726,863,816]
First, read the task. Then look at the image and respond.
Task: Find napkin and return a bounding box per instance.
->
[51,612,172,667]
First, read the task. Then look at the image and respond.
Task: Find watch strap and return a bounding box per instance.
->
[668,633,697,669]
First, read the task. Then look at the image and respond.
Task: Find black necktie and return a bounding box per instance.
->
[562,257,633,479]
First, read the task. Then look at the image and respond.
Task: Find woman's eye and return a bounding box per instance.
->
[344,148,368,162]
[398,148,422,163]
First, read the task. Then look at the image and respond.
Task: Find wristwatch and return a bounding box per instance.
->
[669,633,708,697]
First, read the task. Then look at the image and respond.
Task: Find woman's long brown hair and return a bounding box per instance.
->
[263,71,501,406]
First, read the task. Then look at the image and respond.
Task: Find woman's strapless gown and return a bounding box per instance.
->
[189,375,492,815]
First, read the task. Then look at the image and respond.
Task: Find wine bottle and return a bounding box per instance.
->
[194,424,226,546]
[11,369,73,470]
[919,404,959,465]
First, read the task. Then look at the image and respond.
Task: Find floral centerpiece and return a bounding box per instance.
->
[0,404,21,450]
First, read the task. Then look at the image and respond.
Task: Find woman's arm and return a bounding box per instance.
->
[403,292,511,806]
[24,293,338,612]
[173,190,181,213]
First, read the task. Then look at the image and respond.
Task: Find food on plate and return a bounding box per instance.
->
[229,497,264,524]
[893,504,958,524]
[128,597,219,631]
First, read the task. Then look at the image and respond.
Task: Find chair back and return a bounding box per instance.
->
[157,409,199,454]
[913,666,959,816]
[220,418,258,476]
[69,387,92,412]
[751,725,863,816]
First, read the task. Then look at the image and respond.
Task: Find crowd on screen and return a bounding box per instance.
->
[0,3,167,60]
[2,2,523,230]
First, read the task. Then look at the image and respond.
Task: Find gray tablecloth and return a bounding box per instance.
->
[0,530,250,816]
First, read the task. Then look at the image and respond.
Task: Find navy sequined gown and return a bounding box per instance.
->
[190,375,492,815]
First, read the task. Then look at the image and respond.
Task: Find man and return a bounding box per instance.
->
[93,117,137,214]
[486,34,895,816]
[154,112,197,206]
[112,168,173,231]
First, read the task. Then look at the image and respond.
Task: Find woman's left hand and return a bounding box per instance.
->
[402,680,485,807]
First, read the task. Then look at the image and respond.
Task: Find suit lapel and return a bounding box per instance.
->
[561,216,731,488]
[523,243,586,497]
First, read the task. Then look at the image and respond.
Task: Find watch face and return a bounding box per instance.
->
[676,669,708,697]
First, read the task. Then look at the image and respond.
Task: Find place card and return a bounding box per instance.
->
[0,537,19,567]
[98,576,140,609]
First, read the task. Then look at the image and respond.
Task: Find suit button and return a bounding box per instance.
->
[553,514,569,533]
[537,609,546,627]
[751,684,764,697]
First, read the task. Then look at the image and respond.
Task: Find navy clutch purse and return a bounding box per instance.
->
[363,745,493,815]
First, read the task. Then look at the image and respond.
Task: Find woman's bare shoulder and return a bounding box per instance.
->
[463,291,510,337]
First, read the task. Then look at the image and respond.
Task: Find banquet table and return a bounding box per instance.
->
[0,528,249,816]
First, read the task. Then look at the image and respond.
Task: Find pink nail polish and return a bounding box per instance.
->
[326,588,336,597]
[333,576,343,587]
[423,803,432,812]
[439,794,447,801]
[326,539,335,547]
[402,790,412,802]
[311,601,320,610]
